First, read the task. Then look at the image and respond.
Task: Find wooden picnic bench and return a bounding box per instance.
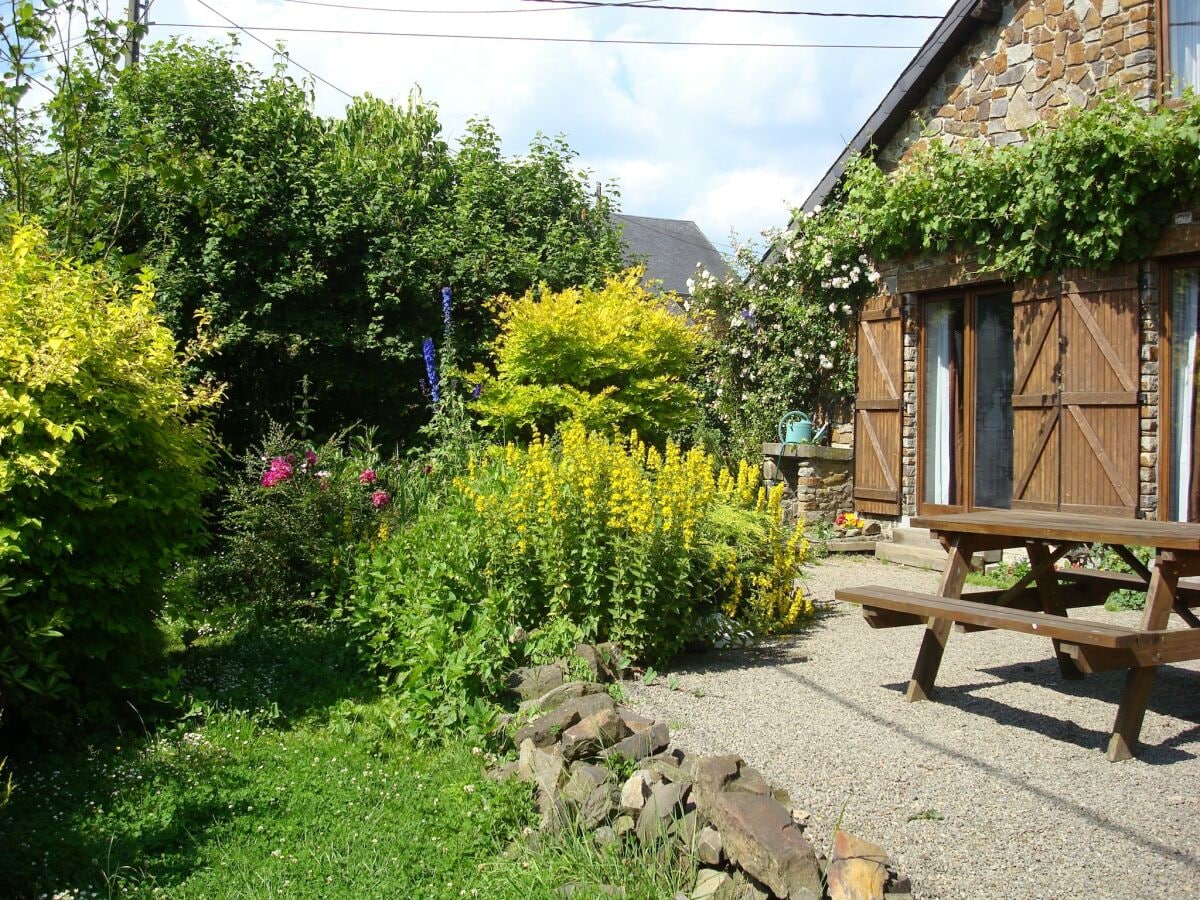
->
[833,510,1200,761]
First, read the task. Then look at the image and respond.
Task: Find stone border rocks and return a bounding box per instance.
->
[492,643,912,900]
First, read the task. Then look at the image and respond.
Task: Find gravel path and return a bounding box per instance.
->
[624,556,1200,900]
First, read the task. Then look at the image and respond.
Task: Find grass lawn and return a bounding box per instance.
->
[0,622,690,899]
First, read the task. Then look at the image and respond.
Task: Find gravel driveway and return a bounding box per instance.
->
[624,555,1200,900]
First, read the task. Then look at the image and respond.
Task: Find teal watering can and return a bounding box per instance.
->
[778,411,828,445]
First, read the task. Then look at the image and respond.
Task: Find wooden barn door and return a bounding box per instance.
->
[1059,266,1140,517]
[1011,277,1062,511]
[854,293,903,515]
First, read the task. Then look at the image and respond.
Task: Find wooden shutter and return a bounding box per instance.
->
[854,293,903,515]
[1059,265,1140,517]
[1011,277,1062,511]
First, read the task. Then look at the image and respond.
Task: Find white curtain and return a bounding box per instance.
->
[1171,0,1200,96]
[1172,269,1200,520]
[924,304,953,506]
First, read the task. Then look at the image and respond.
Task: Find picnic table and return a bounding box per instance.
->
[834,510,1200,761]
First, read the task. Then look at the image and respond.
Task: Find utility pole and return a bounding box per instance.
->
[125,0,146,68]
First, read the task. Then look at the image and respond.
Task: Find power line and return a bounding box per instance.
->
[278,0,941,17]
[279,0,666,12]
[517,0,942,19]
[152,22,923,50]
[191,0,354,98]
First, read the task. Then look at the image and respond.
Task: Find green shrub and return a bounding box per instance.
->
[471,270,701,442]
[0,223,215,730]
[187,424,437,620]
[349,423,812,740]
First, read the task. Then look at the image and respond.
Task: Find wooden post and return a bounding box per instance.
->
[1107,554,1178,761]
[1027,542,1083,680]
[905,534,972,702]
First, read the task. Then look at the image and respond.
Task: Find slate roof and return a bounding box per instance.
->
[612,213,732,297]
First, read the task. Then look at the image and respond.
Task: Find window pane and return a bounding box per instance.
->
[1170,267,1200,521]
[1171,0,1200,97]
[973,293,1015,508]
[923,299,964,506]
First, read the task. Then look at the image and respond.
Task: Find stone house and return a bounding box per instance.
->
[795,0,1200,525]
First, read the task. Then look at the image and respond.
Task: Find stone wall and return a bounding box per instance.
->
[880,0,1158,168]
[762,443,854,524]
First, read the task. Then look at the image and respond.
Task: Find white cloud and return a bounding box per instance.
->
[141,0,954,243]
[683,167,812,249]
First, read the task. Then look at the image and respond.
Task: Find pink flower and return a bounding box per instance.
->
[261,456,293,487]
[370,490,390,509]
[359,468,377,484]
[304,449,318,468]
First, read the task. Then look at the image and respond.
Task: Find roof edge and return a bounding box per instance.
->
[798,0,1002,216]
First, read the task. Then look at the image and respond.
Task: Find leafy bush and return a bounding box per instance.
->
[186,424,436,619]
[472,270,701,442]
[0,223,215,729]
[349,423,811,739]
[13,35,624,451]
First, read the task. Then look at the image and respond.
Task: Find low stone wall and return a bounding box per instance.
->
[762,443,854,525]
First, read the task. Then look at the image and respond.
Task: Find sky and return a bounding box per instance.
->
[137,0,955,255]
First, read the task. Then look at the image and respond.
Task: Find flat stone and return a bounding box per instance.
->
[601,721,669,764]
[557,883,626,897]
[562,708,630,760]
[487,760,520,782]
[690,868,734,900]
[697,825,725,865]
[636,781,688,844]
[523,743,566,796]
[618,708,656,734]
[689,754,744,817]
[562,764,613,806]
[508,663,565,701]
[517,680,606,716]
[574,642,623,683]
[614,814,636,836]
[579,783,615,830]
[711,792,822,900]
[515,693,617,748]
[594,825,617,848]
[827,830,890,900]
[620,770,653,814]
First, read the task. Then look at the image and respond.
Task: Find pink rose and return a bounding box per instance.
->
[261,456,293,487]
[370,490,390,509]
[359,468,377,485]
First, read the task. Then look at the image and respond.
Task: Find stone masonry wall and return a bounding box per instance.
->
[880,0,1158,168]
[762,444,854,525]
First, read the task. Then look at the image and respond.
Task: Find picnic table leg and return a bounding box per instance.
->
[1026,542,1084,681]
[905,534,972,703]
[1106,556,1178,762]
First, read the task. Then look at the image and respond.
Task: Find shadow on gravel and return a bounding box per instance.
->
[877,657,1200,764]
[763,665,1200,868]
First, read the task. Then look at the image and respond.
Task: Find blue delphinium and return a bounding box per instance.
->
[422,337,440,404]
[442,286,453,329]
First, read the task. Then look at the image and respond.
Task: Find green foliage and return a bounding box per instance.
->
[1,616,691,895]
[0,223,215,730]
[349,423,812,741]
[473,270,701,442]
[1077,543,1154,611]
[348,496,514,742]
[843,92,1200,277]
[4,30,623,450]
[180,423,436,621]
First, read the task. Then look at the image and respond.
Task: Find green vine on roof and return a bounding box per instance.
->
[834,91,1200,278]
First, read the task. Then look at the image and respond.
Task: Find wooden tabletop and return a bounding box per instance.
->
[910,509,1200,552]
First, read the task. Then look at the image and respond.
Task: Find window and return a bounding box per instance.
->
[1166,264,1200,520]
[920,290,1015,512]
[1164,1,1200,98]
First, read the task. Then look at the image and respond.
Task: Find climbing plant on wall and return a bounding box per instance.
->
[693,91,1200,461]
